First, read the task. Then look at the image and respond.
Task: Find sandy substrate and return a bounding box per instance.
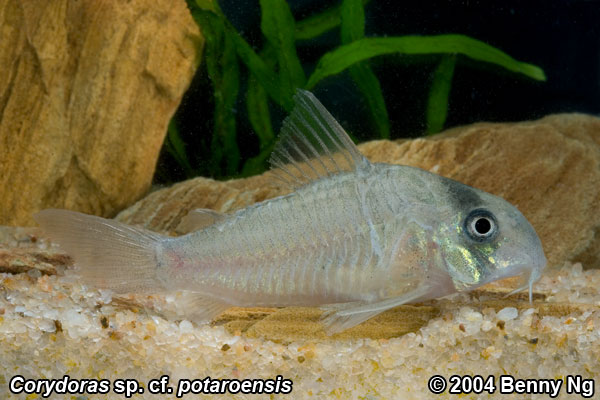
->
[0,228,598,399]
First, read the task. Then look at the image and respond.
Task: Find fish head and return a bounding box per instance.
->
[434,180,547,300]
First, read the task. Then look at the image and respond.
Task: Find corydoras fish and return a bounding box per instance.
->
[35,90,547,334]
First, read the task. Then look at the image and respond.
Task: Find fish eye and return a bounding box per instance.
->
[464,209,497,241]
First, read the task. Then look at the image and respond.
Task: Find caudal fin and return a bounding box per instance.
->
[34,209,165,293]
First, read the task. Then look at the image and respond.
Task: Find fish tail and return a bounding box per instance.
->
[34,209,166,293]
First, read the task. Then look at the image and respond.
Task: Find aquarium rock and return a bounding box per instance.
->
[0,0,201,226]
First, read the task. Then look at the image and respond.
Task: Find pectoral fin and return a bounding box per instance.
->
[320,301,386,336]
[320,285,437,335]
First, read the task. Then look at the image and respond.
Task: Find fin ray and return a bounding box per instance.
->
[169,291,231,323]
[268,89,370,189]
[35,209,165,293]
[320,284,438,335]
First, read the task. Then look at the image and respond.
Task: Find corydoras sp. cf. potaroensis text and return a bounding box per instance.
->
[35,90,546,334]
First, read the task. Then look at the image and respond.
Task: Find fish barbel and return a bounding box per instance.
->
[35,90,546,334]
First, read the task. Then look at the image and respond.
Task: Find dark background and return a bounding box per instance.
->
[155,0,600,183]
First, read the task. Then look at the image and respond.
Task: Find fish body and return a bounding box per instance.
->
[35,90,546,334]
[163,164,435,306]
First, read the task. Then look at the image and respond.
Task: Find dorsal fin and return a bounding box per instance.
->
[268,89,370,189]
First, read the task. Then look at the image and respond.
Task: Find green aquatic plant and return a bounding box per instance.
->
[169,0,546,179]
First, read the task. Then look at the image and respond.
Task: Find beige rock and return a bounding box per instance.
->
[0,0,202,226]
[0,226,67,275]
[0,247,67,276]
[117,174,281,233]
[118,113,600,269]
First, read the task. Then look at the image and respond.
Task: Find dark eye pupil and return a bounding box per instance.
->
[464,209,497,241]
[474,217,491,234]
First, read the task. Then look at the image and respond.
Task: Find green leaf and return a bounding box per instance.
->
[341,0,365,43]
[241,142,275,177]
[165,119,195,177]
[348,64,390,139]
[295,0,370,41]
[246,78,275,149]
[307,34,547,88]
[213,29,241,176]
[341,0,389,139]
[259,0,306,109]
[426,55,457,135]
[192,10,241,177]
[192,0,217,12]
[295,4,342,41]
[189,4,281,110]
[246,45,277,152]
[226,23,286,109]
[244,44,278,176]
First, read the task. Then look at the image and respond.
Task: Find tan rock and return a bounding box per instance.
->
[116,174,281,233]
[118,113,600,269]
[0,0,202,226]
[0,247,67,276]
[0,226,68,276]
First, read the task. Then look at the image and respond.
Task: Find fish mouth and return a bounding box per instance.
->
[485,248,547,301]
[492,254,546,285]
